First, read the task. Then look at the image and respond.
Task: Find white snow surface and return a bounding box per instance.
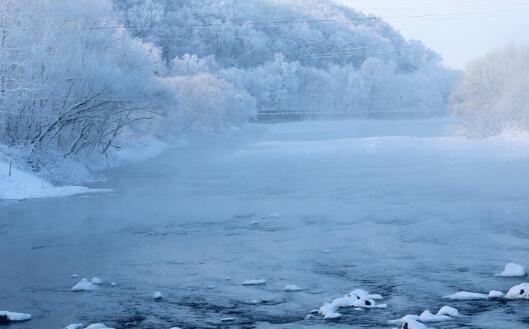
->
[496,263,527,277]
[0,158,103,200]
[0,311,31,322]
[437,306,460,317]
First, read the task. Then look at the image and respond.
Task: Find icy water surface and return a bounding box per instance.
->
[1,119,529,329]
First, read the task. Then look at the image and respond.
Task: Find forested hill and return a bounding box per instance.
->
[114,0,436,71]
[114,0,457,118]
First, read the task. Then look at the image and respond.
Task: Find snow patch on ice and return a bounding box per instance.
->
[495,263,527,277]
[390,306,458,324]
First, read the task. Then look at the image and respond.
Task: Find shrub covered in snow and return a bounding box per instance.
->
[452,45,529,136]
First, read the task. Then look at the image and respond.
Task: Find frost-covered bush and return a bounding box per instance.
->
[452,45,529,137]
[0,0,167,160]
[163,74,256,133]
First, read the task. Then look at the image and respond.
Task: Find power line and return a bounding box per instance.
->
[78,8,529,30]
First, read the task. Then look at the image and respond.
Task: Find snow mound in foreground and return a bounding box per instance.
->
[506,283,529,299]
[0,311,31,322]
[318,288,386,319]
[0,159,105,200]
[495,263,527,277]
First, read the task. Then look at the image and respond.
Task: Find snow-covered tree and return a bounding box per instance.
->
[452,45,529,136]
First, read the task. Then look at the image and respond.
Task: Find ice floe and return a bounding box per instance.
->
[261,212,281,219]
[84,324,116,329]
[396,319,431,329]
[71,278,98,291]
[444,291,488,300]
[506,283,529,299]
[389,306,458,324]
[0,311,31,322]
[318,288,386,319]
[436,305,460,317]
[91,277,104,285]
[495,263,526,277]
[488,290,505,299]
[153,291,163,300]
[64,324,84,329]
[284,284,301,291]
[242,279,267,285]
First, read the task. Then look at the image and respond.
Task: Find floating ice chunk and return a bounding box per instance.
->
[388,314,420,324]
[495,263,527,277]
[262,212,281,219]
[71,278,98,292]
[418,310,452,322]
[170,327,182,329]
[444,291,488,300]
[110,282,117,287]
[318,303,341,319]
[506,283,529,299]
[348,288,383,300]
[84,324,115,329]
[399,319,431,329]
[319,287,385,319]
[221,317,236,322]
[242,279,267,285]
[437,306,460,317]
[153,291,163,300]
[0,311,31,322]
[71,274,80,278]
[284,284,301,291]
[91,277,103,285]
[488,290,505,299]
[64,324,83,329]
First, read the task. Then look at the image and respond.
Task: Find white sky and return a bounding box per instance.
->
[337,0,529,69]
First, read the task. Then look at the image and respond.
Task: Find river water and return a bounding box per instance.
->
[1,119,529,329]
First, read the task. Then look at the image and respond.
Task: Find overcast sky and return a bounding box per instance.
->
[337,0,529,69]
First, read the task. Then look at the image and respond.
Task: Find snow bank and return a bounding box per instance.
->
[318,288,386,319]
[0,311,31,322]
[0,159,104,200]
[495,263,527,277]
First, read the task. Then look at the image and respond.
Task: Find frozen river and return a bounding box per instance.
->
[1,119,529,329]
